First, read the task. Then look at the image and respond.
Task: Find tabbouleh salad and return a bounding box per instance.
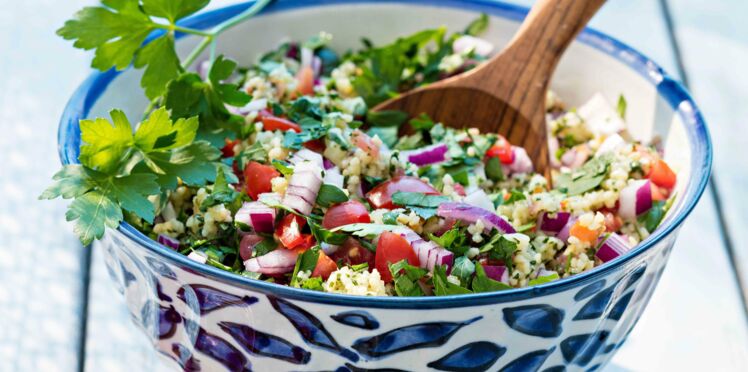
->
[45,10,677,297]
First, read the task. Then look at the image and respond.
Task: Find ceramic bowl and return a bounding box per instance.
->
[58,1,711,370]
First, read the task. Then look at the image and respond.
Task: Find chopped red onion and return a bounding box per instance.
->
[402,143,449,166]
[595,233,632,262]
[312,56,322,79]
[396,227,454,272]
[453,35,494,57]
[463,189,495,212]
[508,146,533,174]
[482,265,509,283]
[282,161,323,215]
[323,158,334,170]
[239,234,265,261]
[289,148,323,169]
[187,251,208,264]
[556,216,577,242]
[300,47,314,68]
[157,234,180,250]
[618,179,653,220]
[437,202,516,234]
[235,202,276,233]
[244,249,298,275]
[320,242,340,255]
[323,166,344,189]
[537,212,572,234]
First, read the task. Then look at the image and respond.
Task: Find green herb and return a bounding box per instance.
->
[201,167,240,210]
[529,272,560,286]
[303,31,332,50]
[382,210,401,225]
[253,238,277,257]
[331,223,402,237]
[515,222,536,233]
[485,157,504,182]
[429,227,459,248]
[394,132,424,150]
[472,264,512,292]
[366,126,398,148]
[638,200,667,233]
[555,153,612,195]
[408,113,435,131]
[351,262,369,272]
[616,94,627,120]
[271,159,294,176]
[290,246,320,287]
[315,184,349,208]
[234,141,268,170]
[464,13,489,36]
[309,220,348,245]
[391,191,451,219]
[432,265,472,296]
[504,190,526,205]
[287,96,325,122]
[301,277,324,291]
[390,260,428,297]
[480,234,518,273]
[450,256,475,286]
[283,117,329,150]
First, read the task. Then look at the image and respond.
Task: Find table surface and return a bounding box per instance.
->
[1,0,747,371]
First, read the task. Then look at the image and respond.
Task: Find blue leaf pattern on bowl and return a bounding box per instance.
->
[352,316,482,359]
[158,304,182,340]
[560,331,610,366]
[573,286,615,320]
[268,296,359,362]
[426,341,506,371]
[503,304,564,337]
[170,343,201,372]
[193,325,252,371]
[177,284,258,315]
[573,280,606,301]
[219,321,311,365]
[331,310,380,330]
[498,347,556,372]
[607,291,634,320]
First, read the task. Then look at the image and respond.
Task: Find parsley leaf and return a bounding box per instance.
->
[367,110,408,127]
[616,94,627,120]
[555,153,613,195]
[142,0,210,23]
[529,272,560,286]
[485,157,504,182]
[78,110,134,173]
[408,113,435,131]
[309,220,348,245]
[201,168,240,210]
[391,191,451,219]
[332,223,403,237]
[134,34,181,100]
[472,264,512,292]
[464,13,489,36]
[66,190,123,246]
[39,165,97,200]
[316,184,349,208]
[390,260,428,297]
[638,200,667,233]
[432,265,472,296]
[291,246,320,287]
[450,256,475,286]
[480,234,518,273]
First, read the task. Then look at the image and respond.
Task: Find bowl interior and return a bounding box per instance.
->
[61,0,710,303]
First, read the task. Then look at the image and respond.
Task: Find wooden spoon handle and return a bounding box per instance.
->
[466,0,606,93]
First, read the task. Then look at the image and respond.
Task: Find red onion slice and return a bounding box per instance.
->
[595,233,631,262]
[157,234,180,250]
[289,148,323,169]
[244,249,298,275]
[239,234,266,261]
[402,143,449,166]
[482,265,509,284]
[282,161,323,215]
[508,146,534,174]
[537,212,572,235]
[556,216,577,242]
[453,35,494,57]
[396,227,454,272]
[437,202,516,234]
[235,202,276,234]
[323,158,335,170]
[618,179,653,221]
[323,166,344,189]
[187,251,208,264]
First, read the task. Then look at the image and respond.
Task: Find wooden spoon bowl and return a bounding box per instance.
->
[374,0,607,177]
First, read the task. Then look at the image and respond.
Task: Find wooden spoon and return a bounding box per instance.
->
[374,0,606,177]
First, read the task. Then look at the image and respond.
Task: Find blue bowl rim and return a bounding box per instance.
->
[57,0,712,309]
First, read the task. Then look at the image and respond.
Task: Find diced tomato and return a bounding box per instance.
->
[244,161,279,200]
[601,210,623,232]
[351,130,380,158]
[262,116,301,133]
[649,159,676,189]
[570,222,599,245]
[221,138,240,158]
[375,231,420,283]
[486,135,514,164]
[296,65,315,96]
[296,234,316,251]
[651,183,670,201]
[453,183,466,196]
[330,237,375,268]
[275,214,307,249]
[322,201,371,229]
[303,138,326,153]
[366,176,439,209]
[311,251,338,280]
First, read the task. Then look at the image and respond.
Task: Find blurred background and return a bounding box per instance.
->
[0,0,746,371]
